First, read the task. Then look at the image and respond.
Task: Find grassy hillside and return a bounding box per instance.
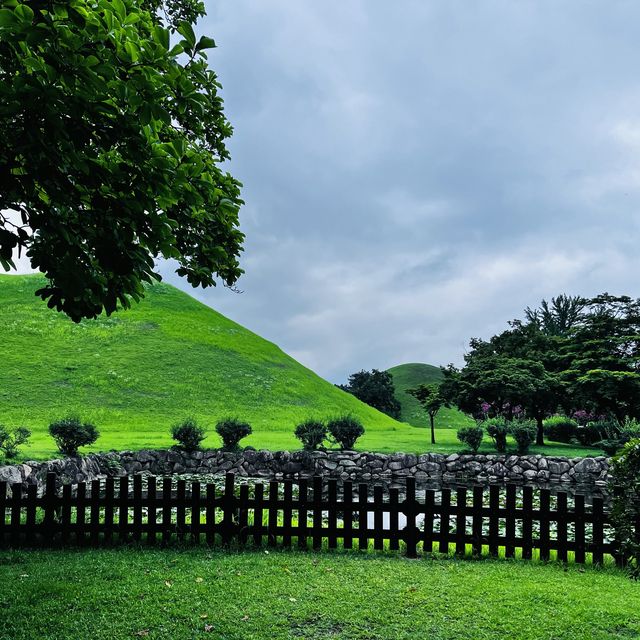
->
[0,275,409,458]
[388,363,473,430]
[0,275,595,459]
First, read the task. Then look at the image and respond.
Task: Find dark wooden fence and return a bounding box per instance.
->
[0,473,622,564]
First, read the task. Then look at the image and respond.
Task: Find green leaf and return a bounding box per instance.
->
[195,36,216,52]
[124,41,139,62]
[139,102,152,126]
[124,12,140,25]
[0,8,17,26]
[153,25,169,50]
[177,21,196,48]
[111,0,126,21]
[14,3,34,23]
[151,104,170,124]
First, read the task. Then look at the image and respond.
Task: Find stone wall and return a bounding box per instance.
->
[0,448,610,490]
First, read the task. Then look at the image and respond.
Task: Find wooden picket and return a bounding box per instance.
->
[0,472,626,565]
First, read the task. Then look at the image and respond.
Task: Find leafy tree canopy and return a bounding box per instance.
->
[338,369,401,420]
[0,0,243,320]
[407,382,449,444]
[444,293,640,445]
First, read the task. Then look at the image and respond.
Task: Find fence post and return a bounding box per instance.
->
[505,485,516,558]
[222,473,236,546]
[488,485,499,557]
[404,477,418,558]
[522,486,533,560]
[573,494,586,564]
[472,485,483,556]
[556,492,568,563]
[25,485,37,546]
[343,481,353,550]
[592,496,604,565]
[43,473,57,544]
[439,488,451,554]
[455,487,467,556]
[312,476,323,550]
[373,485,384,551]
[10,483,22,548]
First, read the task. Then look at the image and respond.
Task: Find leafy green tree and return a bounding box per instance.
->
[442,321,563,445]
[559,295,640,419]
[407,383,448,445]
[445,293,640,447]
[338,369,401,419]
[573,370,640,423]
[0,0,243,321]
[525,294,585,336]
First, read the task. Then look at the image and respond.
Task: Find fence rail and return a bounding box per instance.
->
[0,473,624,564]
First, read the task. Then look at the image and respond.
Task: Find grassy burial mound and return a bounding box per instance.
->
[387,363,473,431]
[0,275,409,458]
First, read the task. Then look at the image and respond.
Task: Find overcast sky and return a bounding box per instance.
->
[159,1,640,383]
[15,1,640,383]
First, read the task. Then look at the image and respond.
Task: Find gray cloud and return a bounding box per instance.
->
[164,1,640,381]
[15,1,640,383]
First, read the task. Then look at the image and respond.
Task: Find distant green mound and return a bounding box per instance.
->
[387,363,473,430]
[0,275,409,459]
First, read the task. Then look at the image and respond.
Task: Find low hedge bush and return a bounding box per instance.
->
[509,420,537,454]
[49,417,99,457]
[457,426,483,453]
[0,425,31,460]
[484,418,508,453]
[215,418,252,451]
[327,415,365,450]
[294,419,327,451]
[543,416,578,443]
[171,418,206,452]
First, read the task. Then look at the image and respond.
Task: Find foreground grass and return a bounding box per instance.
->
[0,548,637,640]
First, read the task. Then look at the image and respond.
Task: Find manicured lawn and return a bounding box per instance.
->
[0,547,636,640]
[10,424,596,462]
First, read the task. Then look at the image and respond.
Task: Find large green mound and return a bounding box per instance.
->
[387,362,473,430]
[0,275,407,458]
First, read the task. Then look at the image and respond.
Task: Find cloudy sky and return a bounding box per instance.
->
[17,1,640,383]
[158,0,640,383]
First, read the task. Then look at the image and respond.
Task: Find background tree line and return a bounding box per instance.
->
[342,294,640,450]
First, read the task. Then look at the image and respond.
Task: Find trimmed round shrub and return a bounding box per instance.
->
[457,426,483,453]
[294,419,327,451]
[509,420,537,454]
[215,418,252,451]
[327,415,365,450]
[484,418,508,453]
[171,418,206,452]
[49,417,99,457]
[0,425,31,459]
[543,416,578,443]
